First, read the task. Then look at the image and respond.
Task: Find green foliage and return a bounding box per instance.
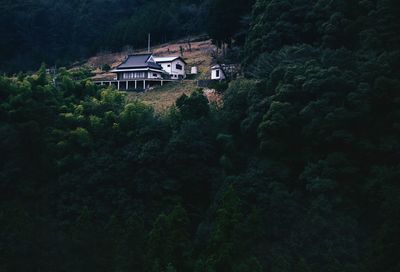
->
[1,1,399,271]
[207,0,255,45]
[176,89,210,120]
[208,80,229,93]
[0,65,223,271]
[244,0,400,64]
[0,0,210,73]
[102,64,111,72]
[146,205,193,272]
[199,185,262,272]
[207,186,243,270]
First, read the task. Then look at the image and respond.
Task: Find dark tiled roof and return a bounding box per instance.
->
[116,54,163,70]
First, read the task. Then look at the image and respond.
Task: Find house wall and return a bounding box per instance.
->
[171,59,186,77]
[148,71,163,79]
[211,68,225,80]
[159,63,172,74]
[158,59,186,79]
[117,71,165,80]
[118,71,148,80]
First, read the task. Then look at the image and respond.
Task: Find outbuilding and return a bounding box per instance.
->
[211,64,226,80]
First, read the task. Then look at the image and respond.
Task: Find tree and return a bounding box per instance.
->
[205,185,262,271]
[207,0,255,46]
[176,90,210,120]
[146,204,193,271]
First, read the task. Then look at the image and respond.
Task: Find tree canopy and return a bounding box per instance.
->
[0,0,210,73]
[1,0,400,271]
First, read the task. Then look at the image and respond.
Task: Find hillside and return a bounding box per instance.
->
[126,81,197,112]
[0,0,209,73]
[1,1,400,271]
[89,37,216,81]
[87,36,217,111]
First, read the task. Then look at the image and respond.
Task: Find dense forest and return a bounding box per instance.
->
[0,0,211,72]
[1,0,400,271]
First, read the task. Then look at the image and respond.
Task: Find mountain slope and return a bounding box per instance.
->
[89,37,216,81]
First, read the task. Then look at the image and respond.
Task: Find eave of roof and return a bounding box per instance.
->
[154,56,187,64]
[116,54,163,70]
[110,68,168,74]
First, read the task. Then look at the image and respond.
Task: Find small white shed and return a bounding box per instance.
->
[211,64,226,80]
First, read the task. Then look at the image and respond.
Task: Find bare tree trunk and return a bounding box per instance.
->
[187,38,192,52]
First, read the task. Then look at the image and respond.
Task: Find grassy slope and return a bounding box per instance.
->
[125,80,198,113]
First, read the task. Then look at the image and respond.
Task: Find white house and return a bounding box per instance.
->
[211,64,226,80]
[104,53,170,90]
[154,56,187,80]
[93,54,188,90]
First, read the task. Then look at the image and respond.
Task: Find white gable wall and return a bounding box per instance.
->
[211,68,225,80]
[147,56,156,63]
[156,58,186,79]
[159,63,172,74]
[171,59,185,77]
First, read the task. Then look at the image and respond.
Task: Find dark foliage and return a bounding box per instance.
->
[1,0,399,271]
[207,0,255,46]
[0,0,210,73]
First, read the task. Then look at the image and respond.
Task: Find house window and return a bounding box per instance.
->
[153,73,157,77]
[167,64,171,67]
[216,70,220,78]
[123,72,148,79]
[123,72,136,79]
[134,72,145,78]
[176,64,183,70]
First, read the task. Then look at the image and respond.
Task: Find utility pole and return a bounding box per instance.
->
[52,65,58,87]
[148,33,151,53]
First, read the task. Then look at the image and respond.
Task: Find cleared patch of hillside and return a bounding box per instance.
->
[126,80,198,113]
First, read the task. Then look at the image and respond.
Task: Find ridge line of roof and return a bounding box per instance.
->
[127,53,152,57]
[154,56,187,64]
